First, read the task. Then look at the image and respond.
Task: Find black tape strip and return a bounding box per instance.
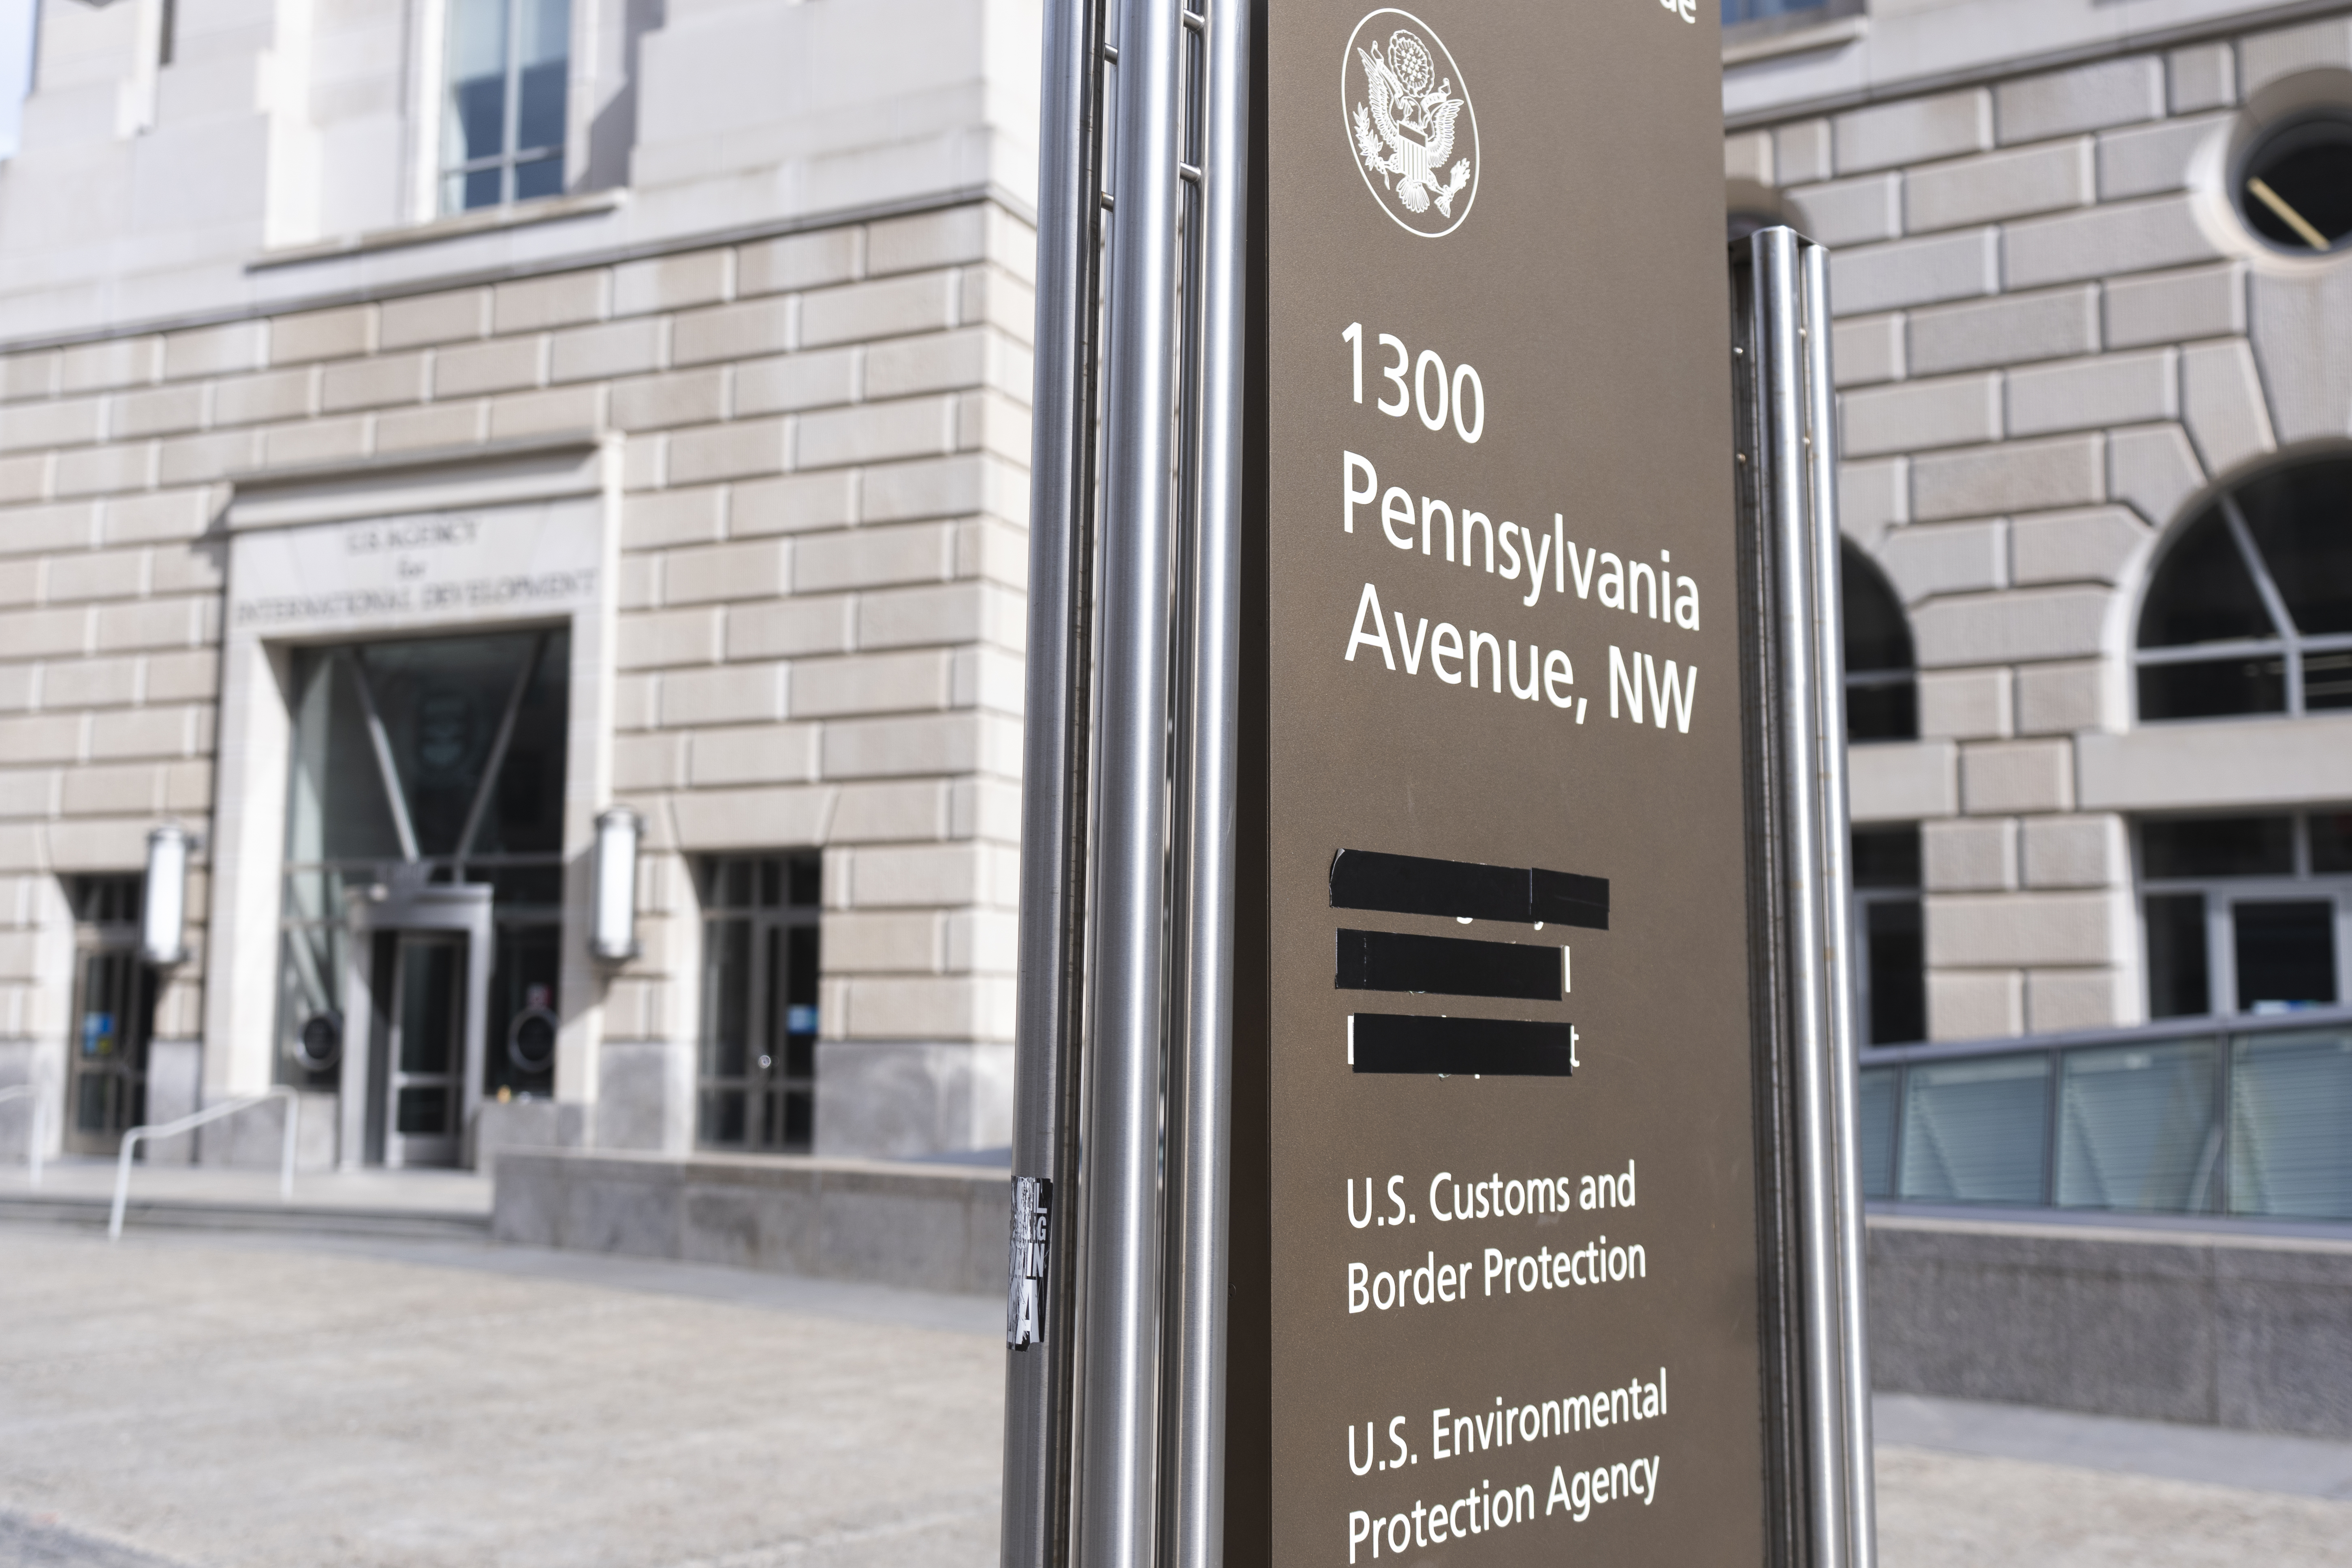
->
[1349,1013,1577,1077]
[1329,849,1609,930]
[1530,867,1610,930]
[1334,929,1560,1001]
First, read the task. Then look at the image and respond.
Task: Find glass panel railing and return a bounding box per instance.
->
[1898,1054,2051,1205]
[1859,1008,2352,1222]
[1858,1066,1899,1199]
[2054,1038,2222,1213]
[2228,1026,2352,1219]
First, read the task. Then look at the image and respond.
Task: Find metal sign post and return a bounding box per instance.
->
[1002,0,1874,1562]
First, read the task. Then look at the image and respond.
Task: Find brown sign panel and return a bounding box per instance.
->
[1255,0,1763,1562]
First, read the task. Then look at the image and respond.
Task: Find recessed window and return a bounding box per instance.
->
[1853,826,1925,1046]
[2140,812,2351,1020]
[442,0,570,213]
[1844,544,1917,742]
[697,854,823,1153]
[2238,114,2352,255]
[2136,455,2352,721]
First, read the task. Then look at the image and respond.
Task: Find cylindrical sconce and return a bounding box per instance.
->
[591,806,641,962]
[141,824,190,966]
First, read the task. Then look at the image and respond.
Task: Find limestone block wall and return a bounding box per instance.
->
[599,202,1036,1157]
[1727,13,2352,1042]
[0,196,1033,1160]
[0,348,222,1145]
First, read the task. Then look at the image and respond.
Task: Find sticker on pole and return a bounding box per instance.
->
[1341,9,1479,238]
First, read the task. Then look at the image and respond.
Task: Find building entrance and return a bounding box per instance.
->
[347,883,495,1167]
[277,628,570,1167]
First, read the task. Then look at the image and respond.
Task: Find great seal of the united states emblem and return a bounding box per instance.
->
[1341,9,1479,238]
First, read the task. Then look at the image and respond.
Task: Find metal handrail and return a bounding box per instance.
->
[1859,1002,2352,1069]
[109,1087,299,1241]
[0,1065,52,1189]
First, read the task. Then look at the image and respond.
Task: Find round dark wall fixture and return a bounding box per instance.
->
[2239,113,2352,254]
[293,1012,342,1073]
[508,1006,559,1074]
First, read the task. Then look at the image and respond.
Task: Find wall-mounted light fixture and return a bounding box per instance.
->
[141,824,190,966]
[591,806,642,962]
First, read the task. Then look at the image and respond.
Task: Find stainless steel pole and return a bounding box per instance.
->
[1161,0,1246,1559]
[1755,224,1848,1568]
[1002,0,1106,1557]
[1801,238,1879,1568]
[1076,0,1185,1558]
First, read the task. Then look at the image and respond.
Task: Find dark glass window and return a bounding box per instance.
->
[2313,813,2352,874]
[698,853,823,1153]
[442,0,570,212]
[67,875,142,925]
[1853,825,1924,1046]
[2238,114,2352,256]
[2137,456,2352,720]
[1853,824,1922,889]
[2235,902,2338,1013]
[2144,893,2210,1020]
[2139,813,2351,1021]
[2142,816,2294,880]
[1843,545,1917,742]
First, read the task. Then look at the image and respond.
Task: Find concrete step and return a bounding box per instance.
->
[0,1192,492,1240]
[0,1161,494,1242]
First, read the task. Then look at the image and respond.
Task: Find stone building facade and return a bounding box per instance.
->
[0,0,1040,1163]
[1727,0,2352,1045]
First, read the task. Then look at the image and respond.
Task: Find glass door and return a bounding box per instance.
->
[697,855,821,1152]
[66,947,154,1156]
[373,932,468,1167]
[64,876,154,1157]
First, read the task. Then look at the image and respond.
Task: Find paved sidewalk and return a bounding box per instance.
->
[0,1225,1001,1568]
[4,1222,2351,1566]
[1876,1394,2352,1566]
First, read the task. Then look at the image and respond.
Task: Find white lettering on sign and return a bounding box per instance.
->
[1340,452,1701,625]
[1344,581,1589,725]
[344,517,481,553]
[228,498,602,635]
[1342,1453,1662,1561]
[1341,324,1485,444]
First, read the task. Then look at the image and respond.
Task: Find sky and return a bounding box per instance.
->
[0,0,35,162]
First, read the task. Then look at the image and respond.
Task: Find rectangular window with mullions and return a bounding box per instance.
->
[2141,811,2352,1020]
[442,0,570,213]
[698,854,823,1153]
[1853,825,1925,1046]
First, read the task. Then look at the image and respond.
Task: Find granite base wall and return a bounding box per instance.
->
[1868,1214,2352,1439]
[492,1148,1010,1297]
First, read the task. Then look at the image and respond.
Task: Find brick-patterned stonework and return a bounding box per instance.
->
[0,198,1034,1157]
[1729,13,2352,1042]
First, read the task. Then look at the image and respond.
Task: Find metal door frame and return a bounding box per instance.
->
[338,877,494,1169]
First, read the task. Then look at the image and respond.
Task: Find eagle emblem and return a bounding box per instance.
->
[1340,12,1478,238]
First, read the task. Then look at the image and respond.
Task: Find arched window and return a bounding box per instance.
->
[2136,455,2352,721]
[1843,543,1917,742]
